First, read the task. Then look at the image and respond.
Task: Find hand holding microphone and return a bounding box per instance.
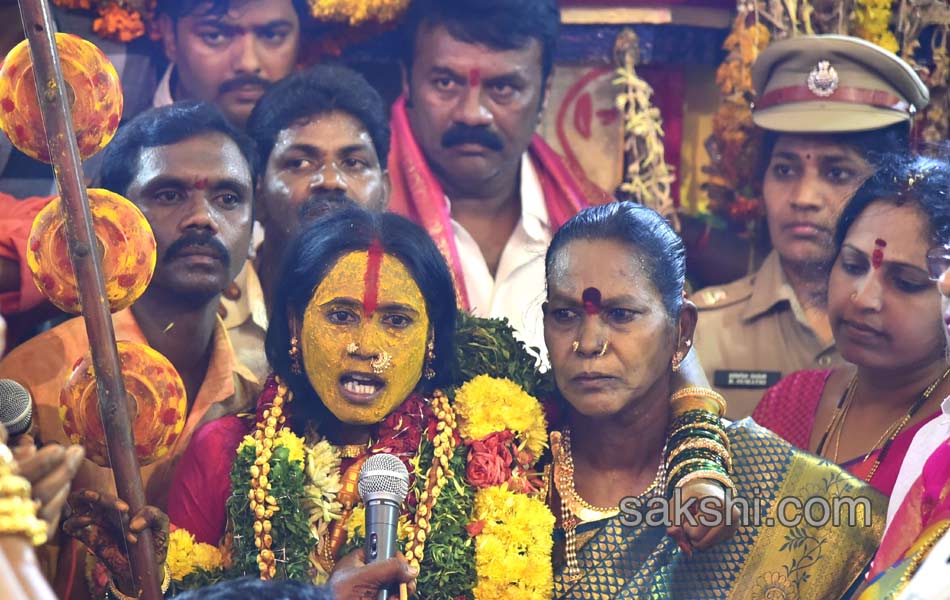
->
[0,379,85,536]
[329,453,418,600]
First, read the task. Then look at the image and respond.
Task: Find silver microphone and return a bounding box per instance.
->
[0,379,32,436]
[358,453,410,600]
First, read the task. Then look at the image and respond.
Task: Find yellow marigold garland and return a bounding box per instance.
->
[454,375,547,460]
[471,486,555,600]
[307,0,409,26]
[166,528,224,581]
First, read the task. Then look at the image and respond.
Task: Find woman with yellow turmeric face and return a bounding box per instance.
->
[166,208,458,567]
[301,247,431,425]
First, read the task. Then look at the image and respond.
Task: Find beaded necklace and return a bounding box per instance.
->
[552,427,664,580]
[816,367,950,482]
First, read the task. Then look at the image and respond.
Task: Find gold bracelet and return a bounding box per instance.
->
[670,387,727,417]
[666,457,725,487]
[0,474,31,498]
[675,469,737,497]
[666,438,733,473]
[107,563,171,599]
[0,507,48,546]
[668,422,731,454]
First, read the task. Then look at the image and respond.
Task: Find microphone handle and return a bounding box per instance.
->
[364,497,401,600]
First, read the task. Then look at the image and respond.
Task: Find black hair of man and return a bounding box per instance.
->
[173,576,332,600]
[155,0,311,26]
[99,100,258,197]
[246,64,391,176]
[401,0,560,84]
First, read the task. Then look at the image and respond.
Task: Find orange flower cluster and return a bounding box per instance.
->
[702,13,770,225]
[53,0,154,42]
[93,4,145,42]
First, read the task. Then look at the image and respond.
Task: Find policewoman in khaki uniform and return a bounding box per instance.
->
[692,35,929,418]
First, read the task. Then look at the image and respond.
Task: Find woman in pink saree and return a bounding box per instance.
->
[753,156,950,496]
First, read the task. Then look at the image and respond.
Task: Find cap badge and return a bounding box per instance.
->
[807,60,838,97]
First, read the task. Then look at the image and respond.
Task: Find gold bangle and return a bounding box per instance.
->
[668,422,731,454]
[107,563,170,599]
[670,387,727,417]
[0,507,48,546]
[666,457,725,486]
[675,469,737,497]
[0,474,31,498]
[666,438,733,473]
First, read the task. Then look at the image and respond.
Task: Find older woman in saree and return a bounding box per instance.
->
[544,201,884,599]
[753,157,950,497]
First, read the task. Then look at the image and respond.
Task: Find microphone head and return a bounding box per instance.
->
[0,379,32,436]
[358,453,410,504]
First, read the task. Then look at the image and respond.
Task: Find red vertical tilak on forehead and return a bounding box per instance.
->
[469,68,481,87]
[581,287,601,315]
[872,238,887,269]
[363,240,384,316]
[193,177,208,190]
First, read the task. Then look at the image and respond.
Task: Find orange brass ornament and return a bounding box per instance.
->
[59,341,187,468]
[27,188,156,314]
[0,33,123,161]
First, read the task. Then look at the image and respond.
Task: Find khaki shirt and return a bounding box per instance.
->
[219,260,269,382]
[691,251,841,419]
[0,308,259,598]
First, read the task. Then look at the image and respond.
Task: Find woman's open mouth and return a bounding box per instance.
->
[338,372,386,404]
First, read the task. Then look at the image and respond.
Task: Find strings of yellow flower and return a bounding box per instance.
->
[851,0,899,53]
[612,29,677,226]
[249,379,289,579]
[404,391,457,570]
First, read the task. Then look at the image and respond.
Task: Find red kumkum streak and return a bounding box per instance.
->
[194,177,208,190]
[363,240,384,316]
[469,68,480,87]
[581,287,601,316]
[872,238,887,269]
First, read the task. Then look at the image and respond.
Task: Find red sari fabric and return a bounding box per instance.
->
[387,96,611,311]
[753,369,939,496]
[166,376,284,544]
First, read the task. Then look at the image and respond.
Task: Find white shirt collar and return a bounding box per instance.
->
[518,153,548,242]
[153,64,174,108]
[445,153,549,239]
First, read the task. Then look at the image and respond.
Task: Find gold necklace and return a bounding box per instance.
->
[336,443,370,459]
[552,428,664,582]
[817,367,950,481]
[562,427,663,518]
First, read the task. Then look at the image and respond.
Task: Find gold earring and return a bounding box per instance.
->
[289,336,302,374]
[424,339,436,380]
[671,351,683,372]
[572,341,580,353]
[371,351,393,374]
[346,342,360,355]
[597,341,608,357]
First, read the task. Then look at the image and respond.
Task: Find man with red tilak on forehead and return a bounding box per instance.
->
[389,0,610,359]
